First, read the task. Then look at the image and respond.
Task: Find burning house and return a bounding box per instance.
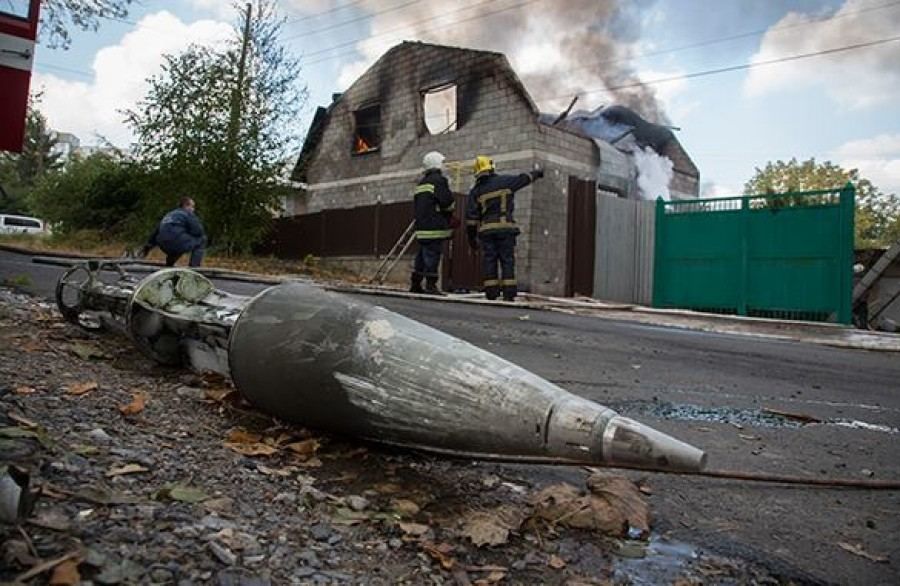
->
[280,41,699,297]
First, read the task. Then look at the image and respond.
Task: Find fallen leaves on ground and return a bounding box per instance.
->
[13,385,36,395]
[224,429,278,457]
[105,463,149,477]
[392,498,421,517]
[48,559,81,585]
[460,505,526,547]
[67,342,107,361]
[837,542,888,563]
[66,381,98,396]
[422,542,456,570]
[118,391,147,416]
[284,438,320,458]
[529,474,650,538]
[204,387,236,402]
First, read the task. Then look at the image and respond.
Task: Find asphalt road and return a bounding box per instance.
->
[2,250,899,585]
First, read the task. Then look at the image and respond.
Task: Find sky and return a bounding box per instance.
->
[25,0,900,197]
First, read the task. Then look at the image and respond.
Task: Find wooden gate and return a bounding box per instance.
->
[442,193,482,292]
[566,177,597,296]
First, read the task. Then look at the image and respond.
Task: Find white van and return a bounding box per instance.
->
[0,214,46,235]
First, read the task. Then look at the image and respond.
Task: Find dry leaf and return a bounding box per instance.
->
[204,388,235,402]
[530,475,650,538]
[285,438,320,456]
[227,429,262,444]
[392,499,421,517]
[423,542,456,570]
[460,506,525,547]
[374,483,403,494]
[67,381,98,396]
[837,542,888,563]
[49,559,81,586]
[106,463,149,477]
[297,456,323,468]
[484,570,507,583]
[118,391,147,416]
[13,385,36,395]
[398,522,431,537]
[22,339,45,352]
[226,442,278,457]
[548,555,566,569]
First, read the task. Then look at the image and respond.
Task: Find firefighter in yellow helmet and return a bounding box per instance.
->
[465,156,544,301]
[410,151,456,294]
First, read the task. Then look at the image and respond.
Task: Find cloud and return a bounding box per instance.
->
[185,0,236,20]
[701,181,741,198]
[33,11,232,147]
[743,0,900,108]
[834,134,900,195]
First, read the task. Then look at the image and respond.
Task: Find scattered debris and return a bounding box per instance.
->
[837,542,888,563]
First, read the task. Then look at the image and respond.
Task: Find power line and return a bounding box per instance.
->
[283,0,370,25]
[287,0,425,37]
[302,0,898,66]
[302,0,542,62]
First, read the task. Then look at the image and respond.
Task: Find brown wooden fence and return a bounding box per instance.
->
[256,201,414,259]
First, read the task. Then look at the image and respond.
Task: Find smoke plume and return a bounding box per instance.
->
[327,0,668,123]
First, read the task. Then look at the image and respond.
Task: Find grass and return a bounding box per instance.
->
[0,232,359,282]
[2,273,32,289]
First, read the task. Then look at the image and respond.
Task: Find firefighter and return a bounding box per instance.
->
[465,156,543,301]
[410,151,456,294]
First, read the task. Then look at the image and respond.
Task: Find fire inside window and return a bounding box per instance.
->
[352,104,381,154]
[423,84,458,135]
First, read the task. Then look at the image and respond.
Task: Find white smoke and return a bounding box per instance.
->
[632,146,673,201]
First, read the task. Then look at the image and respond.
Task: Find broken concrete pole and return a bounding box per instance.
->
[57,265,706,472]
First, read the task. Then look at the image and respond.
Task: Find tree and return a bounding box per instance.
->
[0,99,61,214]
[125,1,306,254]
[28,152,146,236]
[744,158,900,248]
[39,0,134,49]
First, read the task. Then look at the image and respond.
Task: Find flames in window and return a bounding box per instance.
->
[353,104,381,155]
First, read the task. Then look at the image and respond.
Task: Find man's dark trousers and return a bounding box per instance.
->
[412,239,444,290]
[480,232,516,300]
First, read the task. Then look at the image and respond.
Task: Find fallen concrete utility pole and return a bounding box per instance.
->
[55,263,706,472]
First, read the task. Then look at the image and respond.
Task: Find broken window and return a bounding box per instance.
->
[423,84,458,134]
[352,104,381,154]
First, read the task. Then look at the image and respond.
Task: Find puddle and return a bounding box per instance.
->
[612,535,697,585]
[611,400,898,434]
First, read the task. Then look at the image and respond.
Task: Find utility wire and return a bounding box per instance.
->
[302,0,541,61]
[283,0,370,25]
[296,0,521,54]
[303,0,899,65]
[289,0,425,37]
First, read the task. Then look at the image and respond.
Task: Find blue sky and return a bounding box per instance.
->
[29,0,900,196]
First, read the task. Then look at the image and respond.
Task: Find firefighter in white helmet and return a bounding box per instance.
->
[410,151,456,294]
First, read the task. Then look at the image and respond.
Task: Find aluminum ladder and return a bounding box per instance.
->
[369,220,415,284]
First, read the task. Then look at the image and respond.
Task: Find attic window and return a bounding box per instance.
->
[423,84,458,134]
[353,104,381,154]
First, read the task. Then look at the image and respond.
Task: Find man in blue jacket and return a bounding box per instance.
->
[141,197,206,267]
[465,156,543,301]
[410,151,456,294]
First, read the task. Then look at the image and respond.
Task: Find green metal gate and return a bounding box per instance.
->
[653,184,855,323]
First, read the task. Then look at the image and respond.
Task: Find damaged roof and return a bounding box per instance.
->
[291,41,540,183]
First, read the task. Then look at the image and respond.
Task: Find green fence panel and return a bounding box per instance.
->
[653,184,854,323]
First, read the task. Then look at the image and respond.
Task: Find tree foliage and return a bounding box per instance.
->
[39,0,134,49]
[744,158,900,248]
[125,0,306,253]
[0,100,61,214]
[28,152,146,236]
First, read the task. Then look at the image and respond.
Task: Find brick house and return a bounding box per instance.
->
[283,41,699,296]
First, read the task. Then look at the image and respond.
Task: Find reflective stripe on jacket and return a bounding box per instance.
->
[413,169,455,240]
[465,171,535,235]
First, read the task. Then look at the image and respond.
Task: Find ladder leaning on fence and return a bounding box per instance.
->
[369,220,416,284]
